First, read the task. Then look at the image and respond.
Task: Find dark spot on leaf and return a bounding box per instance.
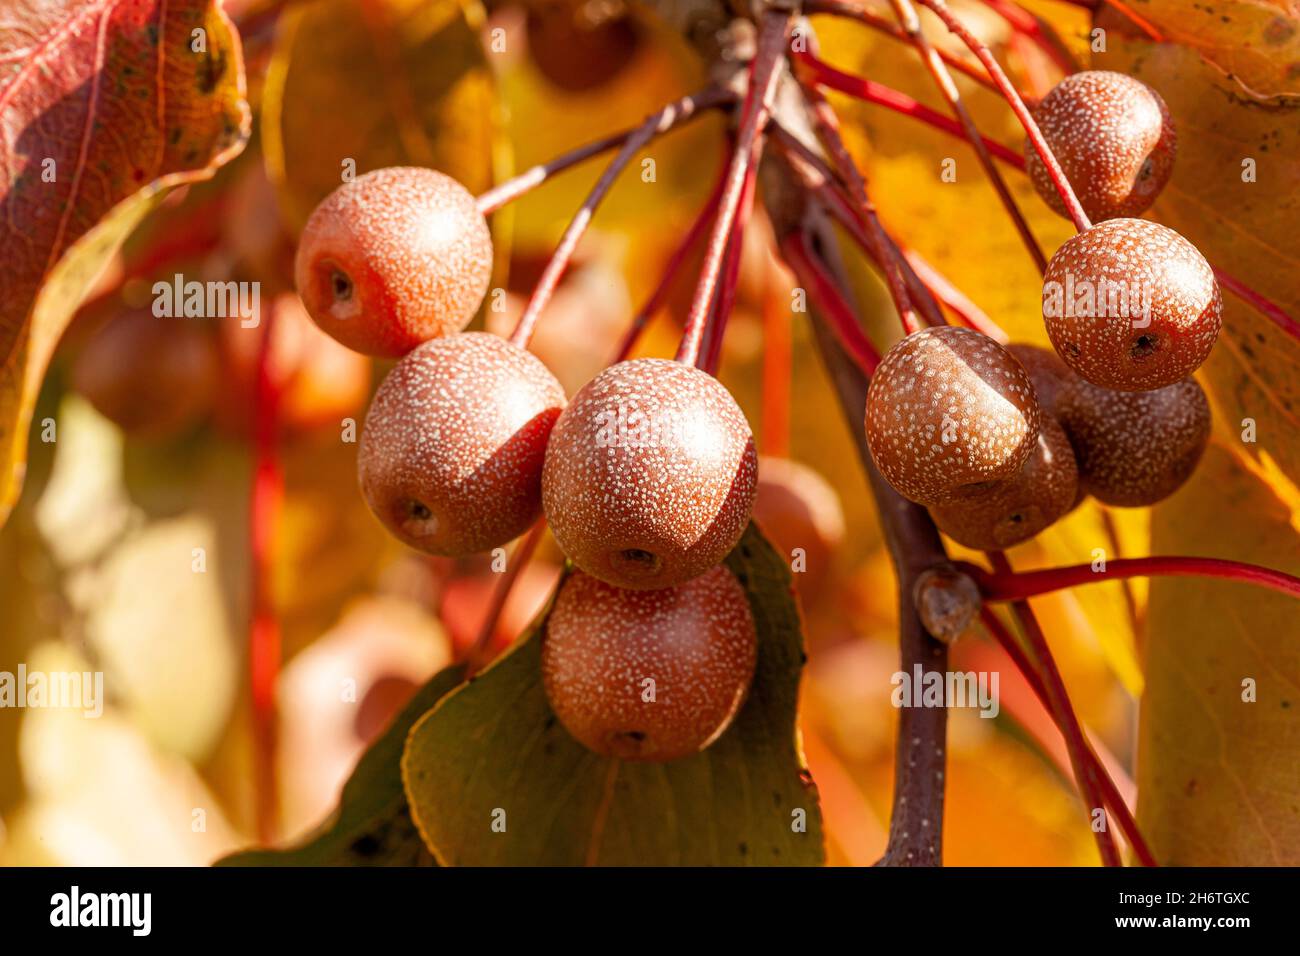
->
[350,833,382,857]
[737,842,748,855]
[169,127,183,145]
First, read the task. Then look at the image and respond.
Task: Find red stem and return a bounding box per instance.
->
[960,555,1300,602]
[476,87,733,215]
[979,607,1157,866]
[888,0,1047,273]
[464,521,546,676]
[610,161,728,364]
[780,231,881,376]
[1214,266,1300,346]
[794,66,922,335]
[912,0,1092,231]
[794,51,1025,168]
[250,304,283,845]
[759,261,792,458]
[510,89,723,349]
[987,553,1121,866]
[807,0,998,92]
[677,10,789,366]
[978,0,1080,75]
[700,144,759,374]
[901,247,1008,341]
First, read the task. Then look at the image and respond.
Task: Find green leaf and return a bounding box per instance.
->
[401,525,825,866]
[220,664,466,866]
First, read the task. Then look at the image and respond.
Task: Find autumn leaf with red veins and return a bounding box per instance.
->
[0,0,250,524]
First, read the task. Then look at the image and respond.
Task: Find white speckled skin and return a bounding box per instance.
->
[1056,376,1210,507]
[929,415,1078,550]
[358,332,565,556]
[542,358,758,590]
[864,327,1041,505]
[295,167,493,357]
[1026,70,1176,223]
[1043,219,1221,391]
[541,566,757,762]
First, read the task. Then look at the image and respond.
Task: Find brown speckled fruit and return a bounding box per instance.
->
[1026,70,1175,222]
[295,167,492,357]
[1055,376,1210,506]
[1005,343,1074,417]
[542,358,758,590]
[1043,219,1221,391]
[864,327,1041,505]
[929,415,1079,550]
[72,309,217,439]
[358,332,565,556]
[541,566,757,762]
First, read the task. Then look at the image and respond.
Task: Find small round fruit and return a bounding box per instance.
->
[526,2,642,93]
[1026,70,1175,222]
[358,332,565,556]
[542,358,758,590]
[752,456,845,598]
[1005,343,1074,417]
[295,167,492,357]
[929,415,1079,550]
[864,327,1041,505]
[1042,218,1221,391]
[72,309,217,439]
[541,566,757,762]
[1056,376,1210,506]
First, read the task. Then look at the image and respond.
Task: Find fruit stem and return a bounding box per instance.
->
[700,141,760,373]
[759,258,793,457]
[476,86,734,215]
[806,0,998,92]
[979,606,1158,866]
[800,237,950,865]
[770,123,948,329]
[1213,266,1300,346]
[675,8,790,367]
[249,302,283,845]
[792,51,1025,168]
[464,521,547,676]
[911,0,1093,231]
[900,246,1009,341]
[793,66,923,335]
[510,88,726,349]
[977,0,1081,75]
[610,158,728,363]
[986,553,1122,867]
[959,555,1300,602]
[886,0,1048,272]
[780,231,881,375]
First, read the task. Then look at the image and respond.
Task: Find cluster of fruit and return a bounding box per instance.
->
[864,71,1216,550]
[295,167,761,763]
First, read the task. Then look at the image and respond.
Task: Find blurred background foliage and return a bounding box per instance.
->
[1,0,1294,866]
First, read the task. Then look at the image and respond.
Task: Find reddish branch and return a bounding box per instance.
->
[794,65,922,334]
[701,139,762,374]
[901,247,1008,340]
[476,86,733,215]
[887,0,1046,272]
[987,554,1121,866]
[978,0,1080,75]
[960,555,1300,602]
[511,88,726,349]
[806,0,997,92]
[611,159,728,363]
[911,0,1092,231]
[249,304,283,845]
[780,231,881,375]
[1214,266,1300,347]
[979,607,1157,866]
[794,52,1024,168]
[677,9,790,367]
[464,521,547,676]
